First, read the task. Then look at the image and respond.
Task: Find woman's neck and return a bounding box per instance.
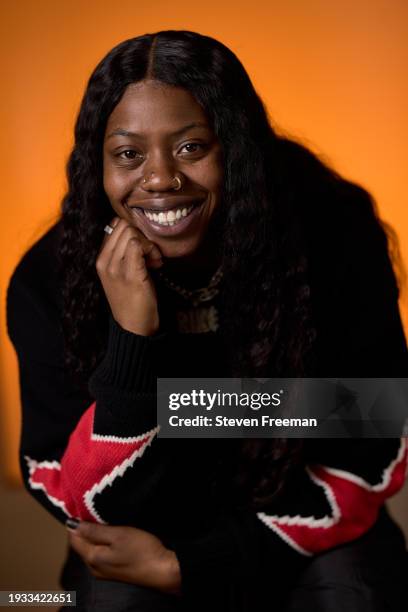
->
[161,241,222,290]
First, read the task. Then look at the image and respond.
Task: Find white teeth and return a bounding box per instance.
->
[143,204,195,226]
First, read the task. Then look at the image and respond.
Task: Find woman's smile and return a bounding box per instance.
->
[127,201,205,235]
[124,194,207,235]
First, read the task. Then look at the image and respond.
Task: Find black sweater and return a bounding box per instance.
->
[6,195,408,609]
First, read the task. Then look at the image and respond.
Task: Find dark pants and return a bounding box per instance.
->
[282,509,408,612]
[60,510,408,611]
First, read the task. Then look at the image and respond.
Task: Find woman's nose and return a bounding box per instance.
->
[141,157,178,192]
[141,171,176,191]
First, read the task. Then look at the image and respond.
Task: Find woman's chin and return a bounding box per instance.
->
[157,242,201,261]
[136,229,204,261]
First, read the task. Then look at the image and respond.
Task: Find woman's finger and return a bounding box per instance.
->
[68,532,112,568]
[102,217,162,264]
[122,236,163,273]
[99,217,129,255]
[102,217,120,236]
[98,218,128,266]
[101,216,121,247]
[143,241,163,268]
[122,237,150,280]
[74,521,115,545]
[106,226,144,264]
[106,226,162,271]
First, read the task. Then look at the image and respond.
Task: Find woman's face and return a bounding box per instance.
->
[103,80,224,260]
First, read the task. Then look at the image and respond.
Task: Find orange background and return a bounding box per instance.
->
[1,0,407,482]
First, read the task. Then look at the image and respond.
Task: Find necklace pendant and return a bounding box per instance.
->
[176,305,219,333]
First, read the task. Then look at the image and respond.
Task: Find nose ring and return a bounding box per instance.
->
[142,171,154,185]
[172,176,182,191]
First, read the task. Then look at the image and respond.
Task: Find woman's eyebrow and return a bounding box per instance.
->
[106,122,210,140]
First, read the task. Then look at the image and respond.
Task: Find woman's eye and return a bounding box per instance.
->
[118,150,143,161]
[179,142,206,155]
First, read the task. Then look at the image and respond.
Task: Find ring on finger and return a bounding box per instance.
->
[104,225,114,235]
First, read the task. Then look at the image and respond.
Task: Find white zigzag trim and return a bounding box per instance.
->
[255,439,408,553]
[319,438,407,492]
[25,458,61,473]
[256,467,343,556]
[91,430,159,443]
[256,466,341,530]
[257,514,312,556]
[24,456,72,518]
[84,426,160,523]
[91,411,161,443]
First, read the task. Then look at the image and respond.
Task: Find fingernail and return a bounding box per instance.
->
[65,518,80,530]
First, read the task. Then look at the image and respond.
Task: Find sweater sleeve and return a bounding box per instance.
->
[27,326,168,525]
[172,193,408,605]
[172,439,407,607]
[6,235,175,527]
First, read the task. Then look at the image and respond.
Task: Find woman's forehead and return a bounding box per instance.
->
[105,80,211,138]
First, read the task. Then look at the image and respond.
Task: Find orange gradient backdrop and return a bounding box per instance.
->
[1,0,407,482]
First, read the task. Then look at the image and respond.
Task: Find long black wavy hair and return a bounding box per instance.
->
[59,30,392,509]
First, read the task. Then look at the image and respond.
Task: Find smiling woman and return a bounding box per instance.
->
[6,30,408,612]
[95,84,225,339]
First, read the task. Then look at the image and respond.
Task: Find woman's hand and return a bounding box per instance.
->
[96,217,163,336]
[67,521,181,596]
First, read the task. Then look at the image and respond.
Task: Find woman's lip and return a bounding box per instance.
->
[127,198,206,236]
[126,195,206,212]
